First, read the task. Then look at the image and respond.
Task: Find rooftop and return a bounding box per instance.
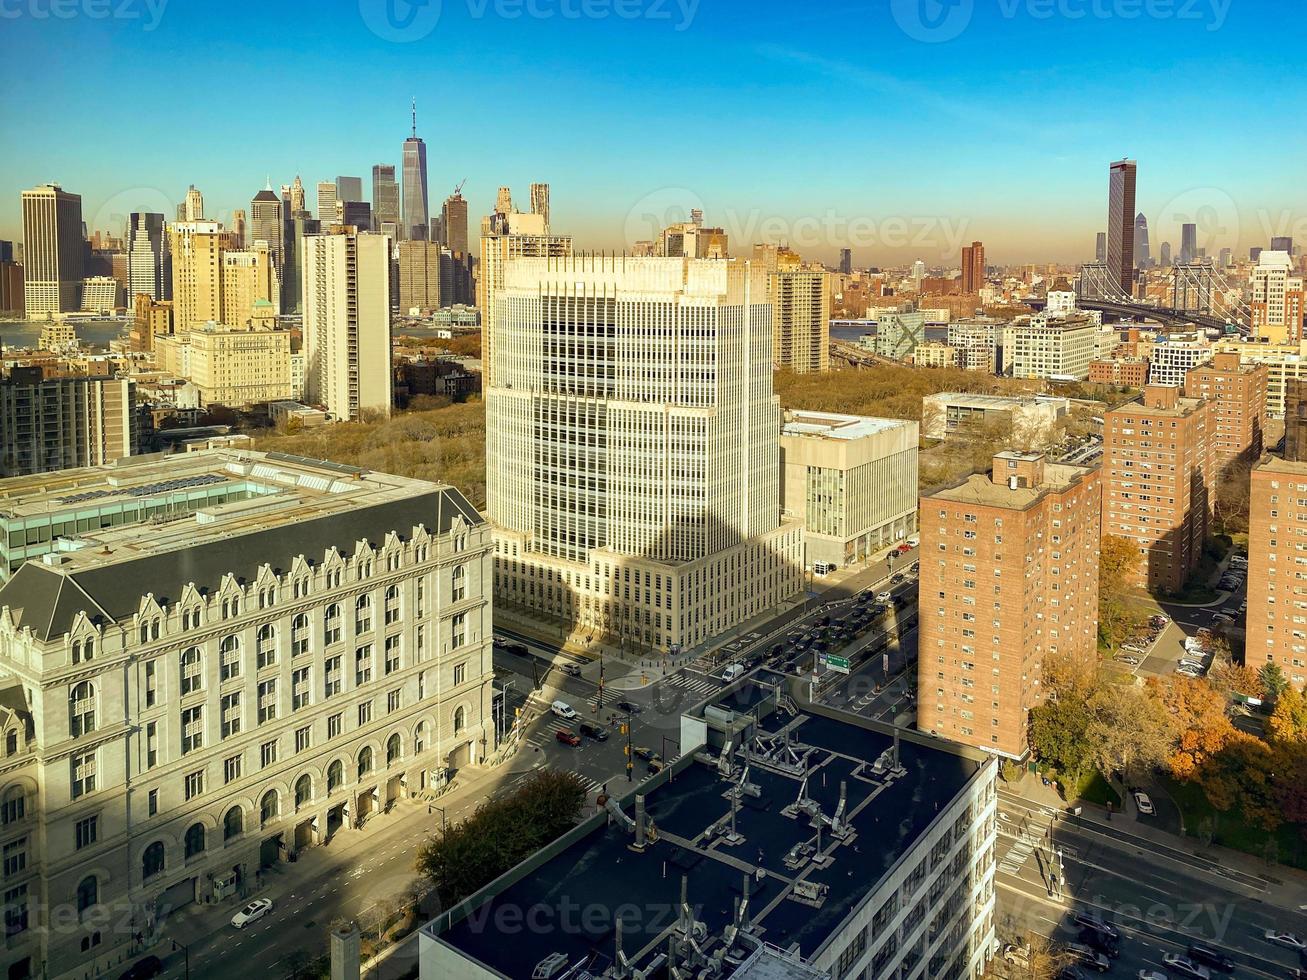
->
[1255,453,1307,475]
[929,461,1092,510]
[427,687,983,979]
[923,392,1066,409]
[781,411,912,441]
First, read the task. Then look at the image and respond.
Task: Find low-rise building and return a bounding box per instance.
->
[913,342,959,368]
[1088,357,1149,387]
[1006,313,1098,381]
[922,392,1069,443]
[780,411,919,568]
[1148,335,1212,387]
[0,450,492,979]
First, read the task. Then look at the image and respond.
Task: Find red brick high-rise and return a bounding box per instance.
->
[1182,351,1268,467]
[961,241,985,295]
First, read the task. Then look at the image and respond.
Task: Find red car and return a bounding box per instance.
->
[896,544,912,554]
[555,729,581,746]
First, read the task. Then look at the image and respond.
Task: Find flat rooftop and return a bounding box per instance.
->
[1255,453,1307,475]
[428,689,982,979]
[929,461,1092,510]
[781,411,912,441]
[924,392,1064,409]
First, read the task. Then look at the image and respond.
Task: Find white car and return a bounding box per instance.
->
[1139,972,1168,980]
[1265,930,1306,950]
[550,700,578,720]
[1211,613,1234,624]
[1133,792,1155,815]
[231,898,273,929]
[876,591,892,603]
[1162,954,1210,980]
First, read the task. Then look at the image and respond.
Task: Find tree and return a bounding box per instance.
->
[1212,458,1253,536]
[1083,682,1173,781]
[1098,535,1145,649]
[1030,696,1094,786]
[1194,732,1282,831]
[1268,686,1307,744]
[1150,675,1236,781]
[1260,663,1290,704]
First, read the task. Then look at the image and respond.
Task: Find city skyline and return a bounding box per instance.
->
[2,1,1304,263]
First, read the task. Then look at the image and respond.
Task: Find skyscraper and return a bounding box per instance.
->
[401,100,429,241]
[960,240,985,293]
[441,190,469,256]
[335,175,364,205]
[316,181,337,225]
[396,240,442,312]
[529,182,550,231]
[1160,241,1172,266]
[169,221,279,330]
[1250,250,1306,343]
[494,186,513,214]
[372,164,400,234]
[1272,236,1294,254]
[763,248,830,373]
[183,184,205,221]
[1133,212,1151,268]
[250,182,284,266]
[302,227,393,420]
[126,211,170,301]
[1180,223,1198,264]
[21,182,84,316]
[231,208,247,248]
[839,247,852,275]
[1106,159,1137,294]
[478,227,571,387]
[1095,231,1107,263]
[289,175,306,214]
[487,253,803,655]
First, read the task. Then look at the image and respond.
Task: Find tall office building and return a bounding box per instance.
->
[1106,159,1137,294]
[1160,241,1172,266]
[960,240,985,293]
[1180,223,1198,265]
[1133,212,1151,268]
[477,227,572,387]
[0,258,23,315]
[494,186,513,215]
[839,247,852,275]
[302,226,393,420]
[1102,386,1214,592]
[1250,250,1305,343]
[1094,231,1107,263]
[373,164,400,234]
[169,221,279,330]
[1182,352,1268,467]
[126,212,170,302]
[250,183,285,267]
[1272,236,1294,254]
[335,176,364,206]
[21,183,84,316]
[316,181,337,225]
[441,191,469,256]
[231,208,247,248]
[183,184,205,221]
[338,201,373,231]
[919,451,1100,758]
[0,449,492,979]
[287,175,306,214]
[396,240,442,312]
[528,183,550,230]
[402,101,429,241]
[283,210,320,315]
[0,371,137,477]
[488,254,803,655]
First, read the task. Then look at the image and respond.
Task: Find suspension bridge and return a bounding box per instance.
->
[1072,262,1253,335]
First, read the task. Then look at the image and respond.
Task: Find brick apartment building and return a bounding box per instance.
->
[1088,357,1149,387]
[1101,386,1215,593]
[918,451,1101,759]
[1182,351,1268,467]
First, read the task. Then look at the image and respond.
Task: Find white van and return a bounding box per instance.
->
[812,561,835,575]
[721,664,746,684]
[907,535,919,547]
[550,700,577,720]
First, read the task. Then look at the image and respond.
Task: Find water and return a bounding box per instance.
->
[0,319,130,352]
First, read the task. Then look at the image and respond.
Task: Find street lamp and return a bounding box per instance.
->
[171,938,190,980]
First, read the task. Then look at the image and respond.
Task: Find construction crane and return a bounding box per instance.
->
[452,178,466,197]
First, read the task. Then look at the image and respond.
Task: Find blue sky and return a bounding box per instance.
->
[1,0,1303,264]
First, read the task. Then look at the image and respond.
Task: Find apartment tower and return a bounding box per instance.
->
[960,241,985,294]
[1182,351,1268,467]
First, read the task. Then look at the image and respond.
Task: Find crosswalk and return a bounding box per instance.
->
[998,820,1044,876]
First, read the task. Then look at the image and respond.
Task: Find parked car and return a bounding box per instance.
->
[1071,912,1120,941]
[558,662,582,677]
[1065,943,1111,972]
[119,956,165,980]
[1212,613,1235,624]
[1163,953,1212,980]
[1187,943,1235,972]
[550,700,578,720]
[1121,643,1146,654]
[231,898,273,929]
[579,722,608,742]
[555,729,582,746]
[1133,792,1155,815]
[1080,930,1120,958]
[1150,614,1170,627]
[1266,931,1307,951]
[896,543,912,554]
[1002,943,1031,966]
[1113,655,1141,667]
[1138,972,1167,980]
[890,573,905,584]
[1057,968,1089,980]
[492,635,508,649]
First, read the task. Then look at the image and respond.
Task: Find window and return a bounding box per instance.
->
[355,645,373,685]
[76,876,97,918]
[357,746,373,779]
[4,883,28,935]
[327,759,343,792]
[256,625,277,670]
[147,789,158,817]
[416,578,427,617]
[324,604,342,645]
[384,635,401,675]
[184,769,204,801]
[221,693,242,739]
[453,705,467,735]
[184,823,205,859]
[356,594,372,633]
[294,725,312,753]
[452,565,466,602]
[223,806,244,841]
[294,774,312,811]
[291,614,310,657]
[180,647,203,695]
[292,667,311,711]
[3,838,26,877]
[75,816,97,850]
[260,740,278,768]
[324,656,342,698]
[257,680,278,724]
[358,701,373,727]
[145,659,157,708]
[141,841,165,880]
[0,788,23,826]
[387,689,401,713]
[384,586,401,625]
[327,712,343,739]
[182,706,204,753]
[72,751,97,799]
[453,662,466,686]
[386,733,402,766]
[260,790,279,827]
[218,635,242,682]
[451,612,466,649]
[415,720,426,753]
[69,681,96,737]
[223,754,242,785]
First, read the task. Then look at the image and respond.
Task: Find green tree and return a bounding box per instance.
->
[1260,663,1290,704]
[1029,695,1094,785]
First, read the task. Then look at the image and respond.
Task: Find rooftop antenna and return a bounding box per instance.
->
[411,97,417,138]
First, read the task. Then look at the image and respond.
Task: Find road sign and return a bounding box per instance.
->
[825,655,851,674]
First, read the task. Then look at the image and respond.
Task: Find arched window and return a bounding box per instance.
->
[76,876,98,917]
[180,647,203,695]
[139,621,150,645]
[355,594,372,632]
[291,614,310,657]
[294,774,312,811]
[384,585,401,625]
[327,759,343,793]
[223,806,244,841]
[69,681,96,738]
[260,790,279,827]
[324,603,342,645]
[184,823,206,859]
[83,636,95,661]
[220,634,242,681]
[386,733,402,766]
[151,618,160,641]
[256,624,277,670]
[356,746,373,779]
[1,785,25,825]
[142,841,166,880]
[4,730,17,756]
[414,721,426,754]
[72,639,82,663]
[453,705,467,735]
[452,564,466,602]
